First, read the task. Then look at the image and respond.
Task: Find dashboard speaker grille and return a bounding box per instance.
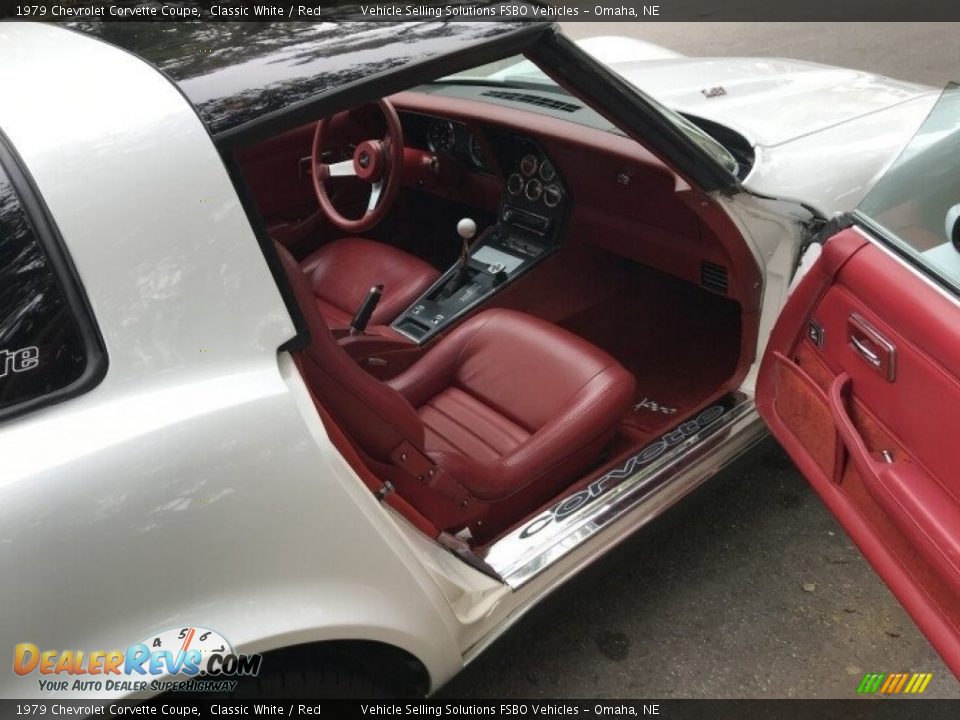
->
[700,261,729,295]
[480,90,581,113]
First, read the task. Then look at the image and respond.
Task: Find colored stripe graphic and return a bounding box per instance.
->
[857,673,886,693]
[858,672,932,694]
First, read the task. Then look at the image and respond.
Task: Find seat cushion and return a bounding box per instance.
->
[419,387,531,463]
[301,237,440,327]
[390,309,636,509]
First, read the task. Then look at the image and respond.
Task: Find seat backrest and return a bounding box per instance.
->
[274,242,425,459]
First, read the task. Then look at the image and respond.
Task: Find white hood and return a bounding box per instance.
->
[574,36,933,148]
[580,37,941,215]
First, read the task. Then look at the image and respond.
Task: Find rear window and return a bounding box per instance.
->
[0,137,105,420]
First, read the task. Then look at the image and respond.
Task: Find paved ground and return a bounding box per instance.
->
[440,22,960,699]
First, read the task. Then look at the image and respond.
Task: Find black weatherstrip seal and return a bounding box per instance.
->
[0,128,108,424]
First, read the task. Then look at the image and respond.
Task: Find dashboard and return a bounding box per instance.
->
[389,85,759,319]
[401,111,568,239]
[390,111,570,343]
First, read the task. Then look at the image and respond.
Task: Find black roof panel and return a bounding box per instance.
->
[72,16,545,136]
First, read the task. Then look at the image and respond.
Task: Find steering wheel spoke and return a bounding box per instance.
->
[366,180,384,215]
[325,159,356,178]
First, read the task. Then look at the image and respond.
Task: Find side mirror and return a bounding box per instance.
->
[947,204,960,252]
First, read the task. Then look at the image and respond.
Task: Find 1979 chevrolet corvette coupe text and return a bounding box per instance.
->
[2,16,959,698]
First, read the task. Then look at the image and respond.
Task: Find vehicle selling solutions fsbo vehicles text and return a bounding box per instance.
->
[358,705,659,716]
[355,5,658,18]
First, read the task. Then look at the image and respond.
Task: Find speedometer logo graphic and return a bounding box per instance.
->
[143,626,232,674]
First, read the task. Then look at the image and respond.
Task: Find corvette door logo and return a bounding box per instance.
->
[0,346,40,379]
[520,404,727,539]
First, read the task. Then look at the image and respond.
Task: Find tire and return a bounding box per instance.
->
[230,648,391,699]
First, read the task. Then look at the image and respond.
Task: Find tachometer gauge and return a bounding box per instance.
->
[525,178,543,202]
[468,133,486,169]
[520,154,538,177]
[544,184,563,208]
[427,120,456,153]
[507,173,524,196]
[539,160,556,183]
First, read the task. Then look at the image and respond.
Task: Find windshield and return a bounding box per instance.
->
[857,83,960,290]
[441,55,740,177]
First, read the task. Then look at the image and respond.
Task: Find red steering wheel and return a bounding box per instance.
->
[311,99,404,234]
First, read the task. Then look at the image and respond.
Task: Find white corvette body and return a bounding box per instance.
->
[1,21,956,700]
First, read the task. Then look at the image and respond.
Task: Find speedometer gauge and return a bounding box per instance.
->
[468,133,486,169]
[427,120,456,153]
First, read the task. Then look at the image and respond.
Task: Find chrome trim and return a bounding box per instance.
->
[524,178,543,202]
[482,393,763,589]
[848,311,896,382]
[326,159,355,178]
[850,335,880,366]
[390,323,423,343]
[543,184,562,209]
[366,180,383,214]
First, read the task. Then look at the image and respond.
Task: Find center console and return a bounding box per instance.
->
[392,135,567,343]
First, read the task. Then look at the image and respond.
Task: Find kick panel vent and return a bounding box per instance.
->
[700,261,729,294]
[480,90,581,113]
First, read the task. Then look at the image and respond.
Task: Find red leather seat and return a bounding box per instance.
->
[278,243,635,541]
[300,237,440,327]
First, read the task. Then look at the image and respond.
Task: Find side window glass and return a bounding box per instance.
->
[858,83,960,292]
[0,147,102,418]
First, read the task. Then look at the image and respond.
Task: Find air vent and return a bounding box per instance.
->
[480,90,581,113]
[700,261,729,295]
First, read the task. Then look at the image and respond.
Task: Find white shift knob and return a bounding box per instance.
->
[457,217,477,240]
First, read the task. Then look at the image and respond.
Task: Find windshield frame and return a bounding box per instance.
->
[438,53,741,178]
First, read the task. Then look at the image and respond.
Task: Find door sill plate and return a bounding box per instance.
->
[482,392,762,588]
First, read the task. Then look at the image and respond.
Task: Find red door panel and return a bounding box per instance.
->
[758,226,960,678]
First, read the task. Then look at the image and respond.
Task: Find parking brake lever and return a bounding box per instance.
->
[350,284,383,335]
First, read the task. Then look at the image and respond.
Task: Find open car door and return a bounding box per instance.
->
[757,85,960,678]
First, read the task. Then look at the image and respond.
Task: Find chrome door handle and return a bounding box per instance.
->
[848,313,896,382]
[851,335,881,366]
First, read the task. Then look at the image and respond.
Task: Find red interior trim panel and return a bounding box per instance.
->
[758,227,960,678]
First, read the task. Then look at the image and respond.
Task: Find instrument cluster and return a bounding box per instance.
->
[412,115,490,172]
[506,154,564,209]
[401,112,566,217]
